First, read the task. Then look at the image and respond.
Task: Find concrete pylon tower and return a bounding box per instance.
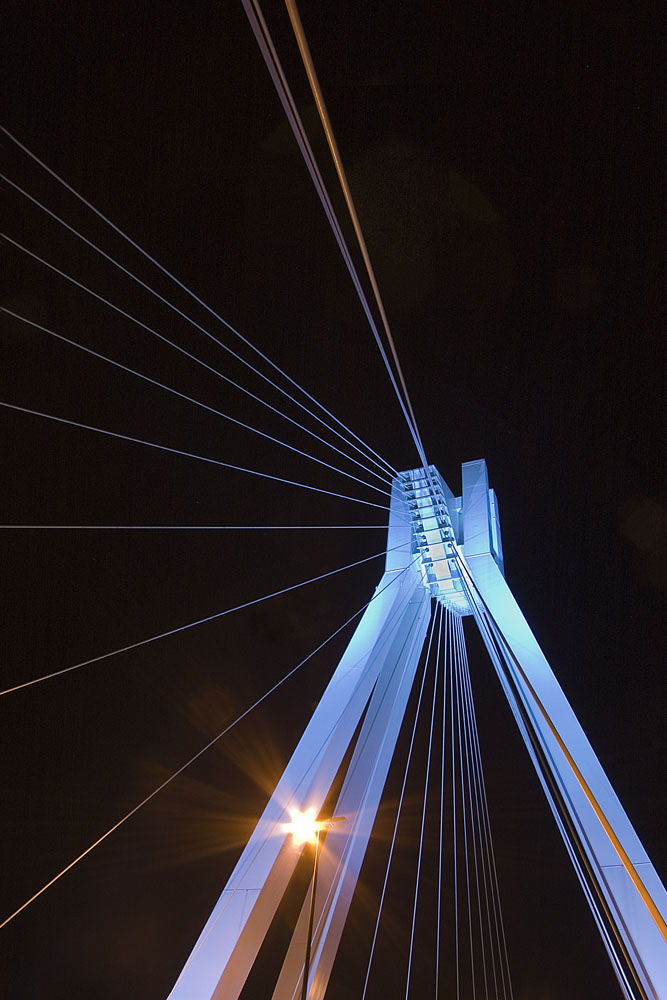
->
[168,460,667,1000]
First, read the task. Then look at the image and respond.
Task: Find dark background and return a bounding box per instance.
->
[1,1,665,997]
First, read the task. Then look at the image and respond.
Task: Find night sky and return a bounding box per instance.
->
[1,1,665,998]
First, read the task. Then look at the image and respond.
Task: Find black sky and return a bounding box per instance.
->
[1,1,665,998]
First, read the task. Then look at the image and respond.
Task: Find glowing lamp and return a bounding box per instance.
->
[285,807,321,846]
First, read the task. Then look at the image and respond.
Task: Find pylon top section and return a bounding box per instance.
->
[397,462,504,616]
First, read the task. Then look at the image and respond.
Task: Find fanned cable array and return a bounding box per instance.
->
[1,117,422,942]
[361,607,514,1000]
[1,0,430,953]
[242,0,430,473]
[20,2,658,998]
[3,3,664,997]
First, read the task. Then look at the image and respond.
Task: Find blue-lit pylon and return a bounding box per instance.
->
[168,477,431,999]
[457,460,667,1000]
[168,460,667,1000]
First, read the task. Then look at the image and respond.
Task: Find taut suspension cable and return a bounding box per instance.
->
[0,561,419,932]
[2,232,394,486]
[436,608,449,997]
[452,550,667,950]
[361,603,439,999]
[458,618,514,1000]
[0,524,393,531]
[0,400,398,514]
[1,126,397,480]
[284,0,430,471]
[242,0,429,470]
[3,308,391,497]
[0,544,401,697]
[405,605,443,997]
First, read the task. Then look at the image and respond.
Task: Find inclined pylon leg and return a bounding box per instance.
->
[168,480,430,1000]
[459,459,667,999]
[272,588,430,1000]
[169,459,666,1000]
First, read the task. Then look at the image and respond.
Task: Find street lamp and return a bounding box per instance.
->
[285,808,345,1000]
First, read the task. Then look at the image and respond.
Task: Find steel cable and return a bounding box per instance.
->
[360,601,439,1000]
[0,400,399,515]
[0,559,418,932]
[0,543,401,697]
[0,127,398,481]
[3,307,391,498]
[1,233,395,488]
[283,0,430,471]
[405,604,442,997]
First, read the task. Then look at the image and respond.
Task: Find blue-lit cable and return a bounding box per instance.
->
[461,654,507,1000]
[478,614,635,1000]
[457,617,491,1000]
[455,615,490,1000]
[1,235,394,488]
[405,603,442,998]
[360,601,439,1000]
[436,607,448,998]
[459,558,634,1000]
[458,617,480,998]
[460,617,501,1000]
[285,573,430,1000]
[458,618,504,1000]
[282,0,432,477]
[487,610,646,1000]
[0,560,416,933]
[241,1,429,472]
[449,609,462,1000]
[175,558,424,985]
[453,607,477,998]
[460,548,641,1000]
[0,133,398,481]
[447,559,515,1000]
[0,542,401,697]
[453,568,523,1000]
[454,557,648,1000]
[1,186,395,492]
[464,644,515,1000]
[0,524,392,530]
[0,400,401,516]
[3,308,390,498]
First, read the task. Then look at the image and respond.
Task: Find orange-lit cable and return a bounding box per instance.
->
[453,552,667,948]
[283,0,429,468]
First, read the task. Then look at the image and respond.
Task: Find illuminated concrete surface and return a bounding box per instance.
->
[169,461,667,999]
[167,479,429,999]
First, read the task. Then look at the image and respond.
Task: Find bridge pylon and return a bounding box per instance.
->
[168,460,667,1000]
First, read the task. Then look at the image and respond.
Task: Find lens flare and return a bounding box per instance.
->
[285,807,319,846]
